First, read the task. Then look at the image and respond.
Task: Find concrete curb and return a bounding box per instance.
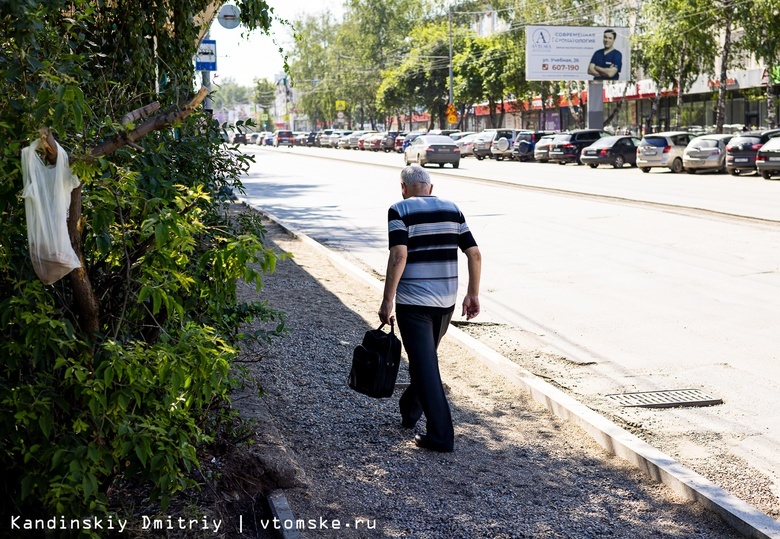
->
[245,201,780,539]
[267,490,302,539]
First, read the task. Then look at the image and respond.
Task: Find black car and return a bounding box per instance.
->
[548,129,608,165]
[580,135,641,168]
[726,129,780,175]
[273,130,295,147]
[305,131,318,146]
[232,132,247,144]
[512,131,556,162]
[756,137,780,180]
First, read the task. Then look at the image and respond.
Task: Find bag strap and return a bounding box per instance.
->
[377,320,395,334]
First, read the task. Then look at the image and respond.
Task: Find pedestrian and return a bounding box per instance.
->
[378,164,482,453]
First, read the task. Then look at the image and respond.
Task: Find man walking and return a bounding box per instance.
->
[378,165,482,453]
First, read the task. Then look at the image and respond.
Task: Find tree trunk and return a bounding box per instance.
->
[646,64,666,135]
[488,98,498,128]
[565,82,586,130]
[716,1,734,134]
[605,81,631,128]
[768,83,777,128]
[675,41,688,129]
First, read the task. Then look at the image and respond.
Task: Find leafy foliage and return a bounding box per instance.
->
[0,0,281,527]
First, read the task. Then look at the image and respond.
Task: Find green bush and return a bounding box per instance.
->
[0,0,282,525]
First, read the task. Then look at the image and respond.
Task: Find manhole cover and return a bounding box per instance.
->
[606,389,723,408]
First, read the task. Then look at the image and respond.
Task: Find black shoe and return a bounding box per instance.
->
[414,434,453,453]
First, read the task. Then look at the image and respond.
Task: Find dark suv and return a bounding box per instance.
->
[548,129,609,165]
[512,131,557,162]
[273,130,294,147]
[726,129,780,176]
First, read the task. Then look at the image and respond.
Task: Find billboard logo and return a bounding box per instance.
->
[532,28,552,49]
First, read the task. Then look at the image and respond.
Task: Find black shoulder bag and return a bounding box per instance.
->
[348,322,402,398]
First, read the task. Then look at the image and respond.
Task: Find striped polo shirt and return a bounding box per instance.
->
[388,196,477,309]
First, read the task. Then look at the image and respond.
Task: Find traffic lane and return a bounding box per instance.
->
[250,144,780,222]
[240,148,780,382]
[240,149,780,495]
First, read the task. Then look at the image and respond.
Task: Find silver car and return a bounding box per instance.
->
[636,131,696,173]
[533,135,556,163]
[682,134,734,174]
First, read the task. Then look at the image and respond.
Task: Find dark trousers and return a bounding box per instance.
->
[396,306,454,451]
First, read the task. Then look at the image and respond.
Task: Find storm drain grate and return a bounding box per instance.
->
[606,389,723,408]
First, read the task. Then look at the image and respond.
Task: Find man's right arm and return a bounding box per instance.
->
[379,245,407,325]
[587,51,600,77]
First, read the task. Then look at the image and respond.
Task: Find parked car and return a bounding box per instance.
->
[401,132,426,152]
[363,132,383,151]
[343,130,370,150]
[357,131,377,150]
[293,132,308,146]
[379,131,403,152]
[512,131,556,162]
[682,134,733,174]
[725,129,780,176]
[490,129,527,161]
[273,130,294,147]
[395,133,408,153]
[533,135,556,162]
[249,133,261,144]
[305,131,318,146]
[232,132,248,144]
[364,132,398,152]
[473,129,513,160]
[548,129,608,165]
[449,131,476,141]
[427,129,460,136]
[580,135,641,168]
[404,135,460,168]
[315,129,335,147]
[263,132,274,145]
[337,132,354,149]
[455,133,479,157]
[756,136,780,180]
[327,130,351,148]
[636,131,696,173]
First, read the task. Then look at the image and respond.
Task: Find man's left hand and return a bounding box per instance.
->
[462,294,480,320]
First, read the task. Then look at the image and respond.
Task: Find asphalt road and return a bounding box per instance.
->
[237,143,780,520]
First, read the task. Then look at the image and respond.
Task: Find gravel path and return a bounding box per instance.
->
[234,216,743,539]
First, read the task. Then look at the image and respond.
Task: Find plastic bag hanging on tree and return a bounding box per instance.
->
[21,139,82,284]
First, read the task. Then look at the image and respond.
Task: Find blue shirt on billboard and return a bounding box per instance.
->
[589,48,622,80]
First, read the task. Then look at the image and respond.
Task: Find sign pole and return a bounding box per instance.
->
[587,81,604,129]
[202,32,212,114]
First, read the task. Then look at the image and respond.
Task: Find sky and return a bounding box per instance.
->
[205,0,345,88]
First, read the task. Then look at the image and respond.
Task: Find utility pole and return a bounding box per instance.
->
[448,4,454,106]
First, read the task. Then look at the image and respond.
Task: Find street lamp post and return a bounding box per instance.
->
[448,4,454,106]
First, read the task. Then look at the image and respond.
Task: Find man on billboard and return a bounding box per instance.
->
[587,29,622,80]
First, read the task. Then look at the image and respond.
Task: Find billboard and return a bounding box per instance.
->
[526,26,630,82]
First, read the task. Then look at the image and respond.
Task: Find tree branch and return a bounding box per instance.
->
[63,86,210,337]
